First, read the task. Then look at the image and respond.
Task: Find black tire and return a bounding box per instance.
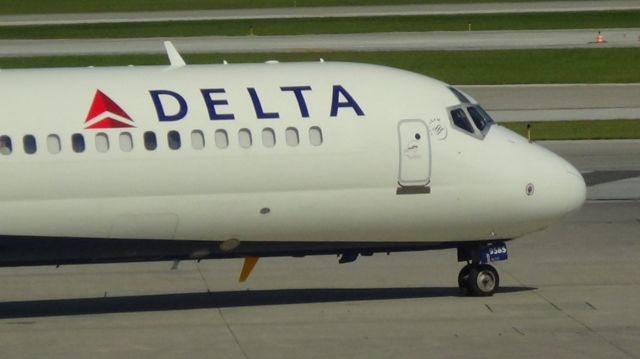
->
[457,264,472,294]
[467,264,499,297]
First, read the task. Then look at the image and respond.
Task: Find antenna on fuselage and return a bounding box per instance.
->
[164,41,186,69]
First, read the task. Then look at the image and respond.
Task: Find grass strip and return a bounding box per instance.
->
[0,0,608,15]
[501,120,640,140]
[1,11,638,38]
[1,48,639,85]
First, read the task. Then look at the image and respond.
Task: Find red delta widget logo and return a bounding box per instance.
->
[84,85,365,129]
[84,90,135,129]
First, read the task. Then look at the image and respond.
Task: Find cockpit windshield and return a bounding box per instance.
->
[450,108,475,134]
[466,105,494,131]
[448,105,495,139]
[447,86,496,139]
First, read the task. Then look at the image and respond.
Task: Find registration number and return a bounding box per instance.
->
[479,242,508,263]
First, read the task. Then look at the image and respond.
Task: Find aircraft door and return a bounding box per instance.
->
[397,120,431,189]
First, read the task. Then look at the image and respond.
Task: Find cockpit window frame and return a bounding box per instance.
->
[446,104,494,140]
[447,105,481,140]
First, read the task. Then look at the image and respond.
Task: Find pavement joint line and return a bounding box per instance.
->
[529,288,638,358]
[548,301,562,311]
[195,261,212,293]
[218,308,251,359]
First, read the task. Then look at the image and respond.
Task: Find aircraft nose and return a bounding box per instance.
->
[527,146,586,219]
[561,167,587,214]
[542,153,586,216]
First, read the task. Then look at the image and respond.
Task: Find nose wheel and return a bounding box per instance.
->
[458,263,499,296]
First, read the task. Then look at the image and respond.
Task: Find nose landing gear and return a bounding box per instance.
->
[458,263,499,296]
[457,241,507,297]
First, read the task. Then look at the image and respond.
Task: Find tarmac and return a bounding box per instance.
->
[1,1,638,25]
[1,28,639,58]
[0,140,638,359]
[460,84,640,121]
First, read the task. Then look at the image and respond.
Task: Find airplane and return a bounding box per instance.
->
[0,42,585,296]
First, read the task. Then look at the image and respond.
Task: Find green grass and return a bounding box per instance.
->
[0,0,610,15]
[1,10,638,38]
[502,120,640,140]
[1,48,637,85]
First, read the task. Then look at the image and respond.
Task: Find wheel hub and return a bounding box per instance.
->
[477,271,496,292]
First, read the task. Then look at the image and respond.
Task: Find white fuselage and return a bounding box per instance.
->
[0,62,585,248]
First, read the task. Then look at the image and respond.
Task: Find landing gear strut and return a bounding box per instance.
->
[458,263,499,296]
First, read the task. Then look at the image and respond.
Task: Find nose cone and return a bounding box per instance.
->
[561,166,587,214]
[536,148,586,217]
[485,126,587,236]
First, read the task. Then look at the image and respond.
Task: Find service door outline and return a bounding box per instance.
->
[397,119,431,187]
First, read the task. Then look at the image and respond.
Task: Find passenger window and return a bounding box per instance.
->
[261,128,276,148]
[215,129,229,149]
[285,127,299,146]
[0,135,11,155]
[144,131,157,151]
[238,129,252,148]
[23,135,37,154]
[95,133,109,153]
[119,132,133,152]
[47,134,61,154]
[72,133,85,153]
[191,130,205,150]
[168,130,181,150]
[450,108,474,134]
[309,126,323,146]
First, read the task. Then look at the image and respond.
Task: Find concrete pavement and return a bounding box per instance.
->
[1,1,639,26]
[461,84,640,121]
[1,28,638,58]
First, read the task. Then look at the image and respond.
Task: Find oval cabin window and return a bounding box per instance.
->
[215,130,229,149]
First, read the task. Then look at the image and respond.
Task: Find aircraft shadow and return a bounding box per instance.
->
[0,286,535,319]
[582,170,640,187]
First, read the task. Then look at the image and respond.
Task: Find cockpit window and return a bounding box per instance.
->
[448,87,471,104]
[475,106,495,125]
[467,105,494,131]
[450,108,475,134]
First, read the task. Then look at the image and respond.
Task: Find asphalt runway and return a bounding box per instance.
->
[0,140,638,358]
[1,1,638,25]
[461,84,640,121]
[1,28,639,58]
